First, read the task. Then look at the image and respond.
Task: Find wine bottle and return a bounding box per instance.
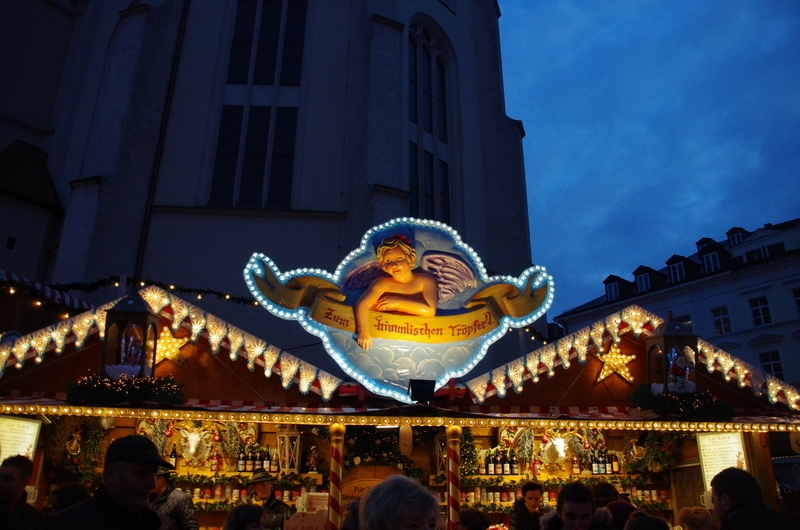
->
[572,455,581,475]
[264,445,271,471]
[611,452,620,474]
[478,452,486,475]
[487,450,495,475]
[591,452,599,475]
[210,450,219,472]
[169,443,178,468]
[598,450,607,475]
[245,449,254,472]
[510,449,519,475]
[255,449,264,471]
[237,448,246,472]
[269,449,279,473]
[494,450,503,475]
[533,454,542,476]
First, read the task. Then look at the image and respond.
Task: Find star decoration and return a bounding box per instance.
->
[596,343,635,383]
[156,327,189,368]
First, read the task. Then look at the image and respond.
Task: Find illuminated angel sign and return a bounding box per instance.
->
[244,218,554,403]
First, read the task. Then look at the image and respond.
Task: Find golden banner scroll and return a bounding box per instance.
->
[253,270,548,344]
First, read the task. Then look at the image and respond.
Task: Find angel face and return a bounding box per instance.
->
[380,248,413,281]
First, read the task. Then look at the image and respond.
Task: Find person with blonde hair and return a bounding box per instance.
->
[677,506,716,530]
[359,474,439,530]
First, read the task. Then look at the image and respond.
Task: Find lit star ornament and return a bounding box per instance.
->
[596,343,636,383]
[156,327,189,368]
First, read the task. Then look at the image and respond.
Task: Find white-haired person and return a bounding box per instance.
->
[359,474,439,530]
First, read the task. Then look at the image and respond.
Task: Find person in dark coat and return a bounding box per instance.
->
[540,481,614,530]
[710,467,794,530]
[150,466,198,530]
[509,480,543,530]
[41,434,173,530]
[243,468,295,530]
[0,454,45,530]
[49,482,90,515]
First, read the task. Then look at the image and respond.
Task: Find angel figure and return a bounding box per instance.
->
[355,235,438,350]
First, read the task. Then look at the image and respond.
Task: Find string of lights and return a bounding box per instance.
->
[1,273,259,312]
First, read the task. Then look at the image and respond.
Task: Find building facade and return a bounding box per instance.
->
[554,219,800,387]
[1,0,539,374]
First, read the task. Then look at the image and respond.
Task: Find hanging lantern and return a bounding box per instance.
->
[645,311,700,395]
[434,430,447,476]
[102,292,159,379]
[276,425,301,474]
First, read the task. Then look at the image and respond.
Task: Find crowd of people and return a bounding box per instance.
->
[1,434,798,530]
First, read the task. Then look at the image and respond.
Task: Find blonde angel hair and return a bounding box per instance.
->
[376,235,417,266]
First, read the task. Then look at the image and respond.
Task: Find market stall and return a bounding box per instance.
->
[2,219,799,528]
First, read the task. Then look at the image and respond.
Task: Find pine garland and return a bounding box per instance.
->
[623,431,692,474]
[316,426,423,481]
[66,374,185,406]
[45,416,106,485]
[628,384,734,420]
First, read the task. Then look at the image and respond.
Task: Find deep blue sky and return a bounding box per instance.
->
[498,1,800,318]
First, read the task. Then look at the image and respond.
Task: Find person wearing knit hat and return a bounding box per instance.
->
[605,501,639,530]
[677,506,715,530]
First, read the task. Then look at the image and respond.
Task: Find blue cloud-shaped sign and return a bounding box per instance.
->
[244,218,553,403]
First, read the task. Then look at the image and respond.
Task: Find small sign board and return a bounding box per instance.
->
[696,432,747,491]
[285,509,327,530]
[0,415,41,462]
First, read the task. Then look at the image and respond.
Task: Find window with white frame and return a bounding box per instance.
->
[209,0,307,209]
[759,350,784,380]
[636,274,650,293]
[748,296,772,326]
[606,282,619,301]
[669,262,685,283]
[703,252,720,273]
[729,232,743,246]
[408,21,451,223]
[711,305,731,335]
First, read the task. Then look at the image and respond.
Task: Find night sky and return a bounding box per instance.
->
[498,1,800,317]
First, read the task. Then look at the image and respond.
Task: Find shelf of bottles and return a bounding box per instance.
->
[164,442,322,512]
[439,446,672,515]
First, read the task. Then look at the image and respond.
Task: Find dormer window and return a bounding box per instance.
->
[669,262,685,283]
[729,232,743,246]
[636,274,650,293]
[703,252,720,273]
[606,282,619,301]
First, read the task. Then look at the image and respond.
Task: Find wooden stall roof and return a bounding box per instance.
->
[1,289,799,429]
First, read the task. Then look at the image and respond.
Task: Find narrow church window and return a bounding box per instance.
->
[211,0,306,209]
[408,21,452,224]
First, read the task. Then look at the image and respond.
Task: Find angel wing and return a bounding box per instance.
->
[342,260,385,291]
[342,251,477,305]
[420,251,478,304]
